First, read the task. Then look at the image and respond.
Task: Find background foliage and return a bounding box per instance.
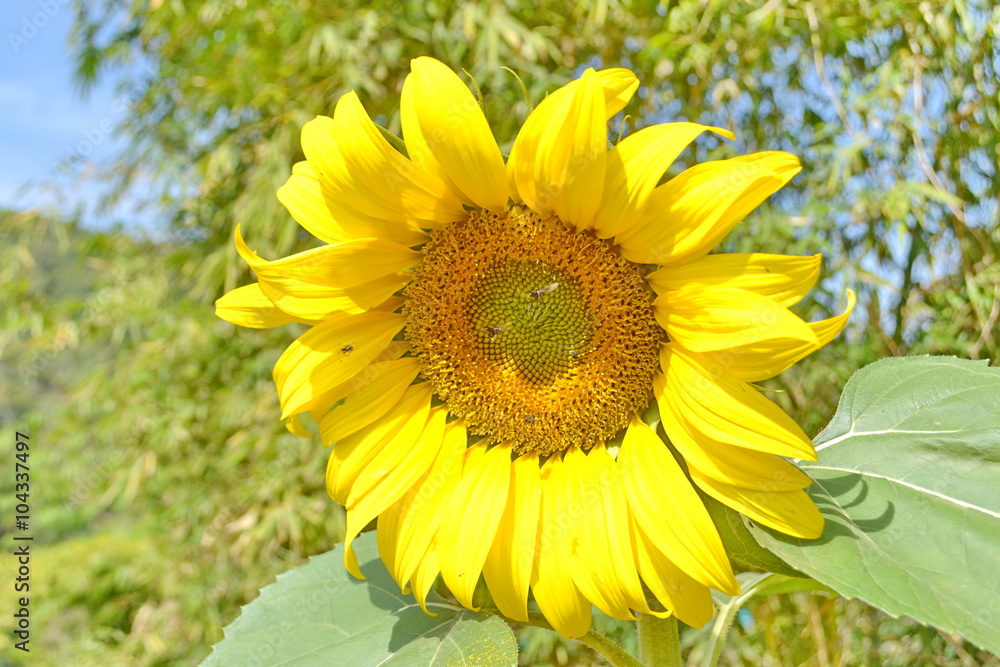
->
[2,0,998,664]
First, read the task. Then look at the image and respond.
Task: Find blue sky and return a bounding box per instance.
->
[1,2,141,227]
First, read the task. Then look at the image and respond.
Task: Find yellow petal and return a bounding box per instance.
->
[561,446,632,619]
[273,310,406,419]
[215,283,315,328]
[647,253,822,308]
[258,272,407,321]
[301,341,409,432]
[731,150,805,178]
[617,151,801,265]
[531,455,593,639]
[438,443,512,610]
[631,515,715,628]
[236,225,420,290]
[679,442,812,493]
[286,161,429,247]
[564,446,650,620]
[654,286,818,353]
[594,68,641,116]
[303,98,465,229]
[333,93,467,225]
[390,420,467,589]
[325,383,432,508]
[618,419,738,595]
[319,358,422,444]
[347,406,445,509]
[377,497,404,591]
[507,68,638,208]
[342,407,446,578]
[658,344,816,460]
[691,469,824,539]
[411,539,442,614]
[401,57,508,212]
[587,446,652,615]
[483,452,541,623]
[533,68,607,228]
[653,374,811,490]
[276,164,351,244]
[285,414,313,438]
[594,123,734,239]
[701,290,856,382]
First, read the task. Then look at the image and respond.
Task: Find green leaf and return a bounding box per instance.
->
[376,125,409,158]
[203,531,518,666]
[699,492,804,578]
[748,356,1000,655]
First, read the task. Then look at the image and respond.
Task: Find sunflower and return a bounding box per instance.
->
[216,57,853,638]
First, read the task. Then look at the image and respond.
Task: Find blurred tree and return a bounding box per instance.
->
[70,0,657,300]
[0,211,343,663]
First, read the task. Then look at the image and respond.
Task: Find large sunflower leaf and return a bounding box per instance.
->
[749,356,1000,655]
[203,531,517,666]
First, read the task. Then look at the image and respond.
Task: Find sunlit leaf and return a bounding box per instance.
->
[750,356,1000,655]
[203,531,518,666]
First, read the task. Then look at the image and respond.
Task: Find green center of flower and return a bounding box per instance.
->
[404,207,661,456]
[472,261,589,385]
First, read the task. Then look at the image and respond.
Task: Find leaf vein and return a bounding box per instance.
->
[807,465,1000,518]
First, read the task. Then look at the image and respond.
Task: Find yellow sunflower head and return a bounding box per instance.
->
[217,57,854,638]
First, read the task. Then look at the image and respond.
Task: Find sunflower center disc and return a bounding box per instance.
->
[404,207,661,456]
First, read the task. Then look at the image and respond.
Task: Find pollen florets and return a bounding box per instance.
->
[404,207,661,455]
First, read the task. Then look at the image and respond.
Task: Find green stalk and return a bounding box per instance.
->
[637,614,682,667]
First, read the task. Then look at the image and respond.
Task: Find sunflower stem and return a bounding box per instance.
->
[637,614,682,667]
